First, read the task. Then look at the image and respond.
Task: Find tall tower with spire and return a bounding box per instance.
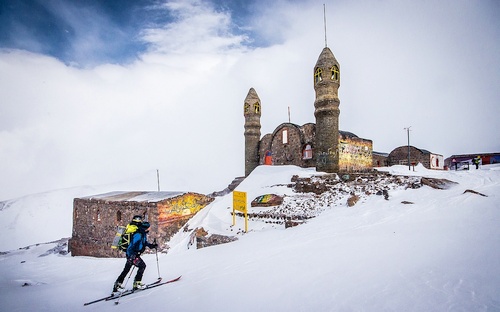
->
[313,47,341,173]
[244,88,261,176]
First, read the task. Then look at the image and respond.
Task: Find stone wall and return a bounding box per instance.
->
[270,124,304,167]
[339,132,373,172]
[157,192,214,248]
[373,152,389,167]
[259,123,316,168]
[388,146,431,168]
[69,198,157,258]
[69,192,214,258]
[257,123,372,173]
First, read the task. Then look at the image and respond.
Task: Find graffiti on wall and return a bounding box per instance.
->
[157,193,214,225]
[251,194,284,207]
[317,148,338,165]
[339,138,372,171]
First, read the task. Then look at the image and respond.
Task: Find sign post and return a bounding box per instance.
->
[232,191,248,232]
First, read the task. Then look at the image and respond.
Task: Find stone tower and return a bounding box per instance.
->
[244,87,261,176]
[313,47,341,173]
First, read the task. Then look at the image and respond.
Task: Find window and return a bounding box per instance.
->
[314,67,323,83]
[116,211,122,222]
[244,103,250,114]
[331,65,339,81]
[254,101,260,114]
[303,144,313,159]
[282,129,288,144]
[97,210,101,222]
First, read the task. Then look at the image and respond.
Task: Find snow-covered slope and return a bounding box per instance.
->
[1,165,499,311]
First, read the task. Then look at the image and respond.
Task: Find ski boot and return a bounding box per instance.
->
[112,281,124,293]
[133,281,146,291]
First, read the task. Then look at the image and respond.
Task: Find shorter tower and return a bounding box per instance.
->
[314,47,341,173]
[244,88,261,176]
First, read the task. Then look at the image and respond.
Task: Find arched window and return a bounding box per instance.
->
[303,144,313,160]
[314,67,323,83]
[254,101,260,114]
[244,103,250,114]
[331,65,339,81]
[282,129,288,144]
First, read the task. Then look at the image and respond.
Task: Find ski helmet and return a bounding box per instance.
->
[131,215,143,225]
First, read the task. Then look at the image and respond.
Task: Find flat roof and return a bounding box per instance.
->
[79,191,185,203]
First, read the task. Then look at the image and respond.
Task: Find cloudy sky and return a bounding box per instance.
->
[0,0,499,200]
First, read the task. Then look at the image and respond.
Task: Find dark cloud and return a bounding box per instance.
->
[0,0,170,66]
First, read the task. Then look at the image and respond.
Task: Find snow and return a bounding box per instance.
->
[1,165,499,311]
[80,191,186,203]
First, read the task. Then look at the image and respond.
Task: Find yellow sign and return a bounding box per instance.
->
[232,191,248,232]
[233,191,247,212]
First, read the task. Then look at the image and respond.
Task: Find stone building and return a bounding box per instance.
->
[445,152,500,170]
[387,146,444,170]
[244,46,372,175]
[372,151,389,167]
[314,47,341,173]
[69,191,213,257]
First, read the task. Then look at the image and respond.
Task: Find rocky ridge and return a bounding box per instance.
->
[234,172,444,227]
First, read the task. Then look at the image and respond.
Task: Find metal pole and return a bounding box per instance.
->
[154,238,161,281]
[324,4,328,47]
[404,127,411,170]
[157,169,160,192]
[115,266,135,305]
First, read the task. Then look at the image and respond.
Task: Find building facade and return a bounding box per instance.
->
[387,146,444,170]
[445,153,500,169]
[372,151,389,167]
[69,191,213,257]
[244,46,372,175]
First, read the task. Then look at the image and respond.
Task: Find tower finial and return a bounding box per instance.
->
[323,4,328,47]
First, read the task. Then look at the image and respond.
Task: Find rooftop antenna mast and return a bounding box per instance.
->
[323,4,328,47]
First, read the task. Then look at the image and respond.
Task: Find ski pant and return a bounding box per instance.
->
[116,256,146,283]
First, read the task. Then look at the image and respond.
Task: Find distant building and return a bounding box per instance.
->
[388,146,444,170]
[244,45,373,175]
[69,191,213,257]
[445,153,500,170]
[372,151,389,167]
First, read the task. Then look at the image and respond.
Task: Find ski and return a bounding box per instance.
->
[83,293,115,306]
[83,276,172,306]
[110,276,181,304]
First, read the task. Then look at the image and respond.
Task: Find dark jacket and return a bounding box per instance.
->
[126,228,153,259]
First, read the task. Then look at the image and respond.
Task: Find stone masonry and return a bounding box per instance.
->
[69,191,213,257]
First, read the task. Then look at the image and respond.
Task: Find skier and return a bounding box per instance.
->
[113,220,157,292]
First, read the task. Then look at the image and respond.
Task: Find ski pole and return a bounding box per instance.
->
[154,238,161,280]
[115,266,135,305]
